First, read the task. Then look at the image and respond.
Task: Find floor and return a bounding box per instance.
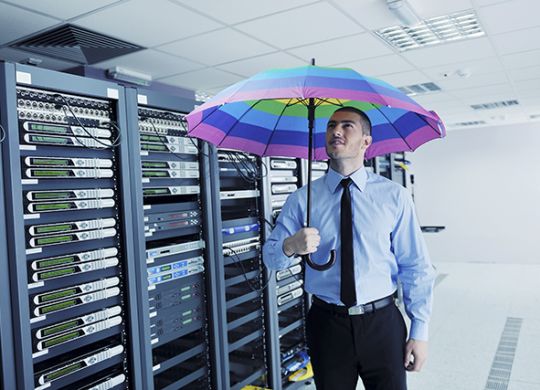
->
[303,261,540,390]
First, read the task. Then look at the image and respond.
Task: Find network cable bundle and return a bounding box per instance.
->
[0,66,132,390]
[137,105,211,389]
[217,149,269,390]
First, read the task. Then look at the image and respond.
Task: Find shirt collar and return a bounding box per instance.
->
[326,165,368,193]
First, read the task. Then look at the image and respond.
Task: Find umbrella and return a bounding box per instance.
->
[186,61,445,271]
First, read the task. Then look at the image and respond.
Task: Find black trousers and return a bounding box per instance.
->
[306,300,407,390]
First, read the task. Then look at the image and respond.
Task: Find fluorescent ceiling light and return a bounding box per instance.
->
[376,9,485,51]
[107,66,152,86]
[387,0,420,26]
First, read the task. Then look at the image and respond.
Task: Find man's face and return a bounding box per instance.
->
[325,110,372,161]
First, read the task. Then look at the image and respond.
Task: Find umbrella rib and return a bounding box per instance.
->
[187,104,221,134]
[261,98,293,157]
[216,99,264,147]
[414,111,444,137]
[372,103,415,152]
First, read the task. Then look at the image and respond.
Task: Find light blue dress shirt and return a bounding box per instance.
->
[263,166,436,341]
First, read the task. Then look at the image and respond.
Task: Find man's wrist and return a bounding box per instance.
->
[282,238,296,257]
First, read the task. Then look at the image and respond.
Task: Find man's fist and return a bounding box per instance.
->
[283,228,321,256]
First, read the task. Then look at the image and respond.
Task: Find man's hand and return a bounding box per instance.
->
[283,228,321,256]
[404,339,428,372]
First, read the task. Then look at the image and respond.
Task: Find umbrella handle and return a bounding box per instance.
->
[302,250,336,271]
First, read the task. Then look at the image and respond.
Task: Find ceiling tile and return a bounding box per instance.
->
[412,93,462,105]
[476,0,512,5]
[2,0,122,20]
[478,0,540,35]
[331,0,405,30]
[157,28,275,66]
[217,52,305,77]
[0,2,60,45]
[501,49,540,69]
[408,0,474,19]
[491,27,540,55]
[507,66,540,82]
[172,0,316,24]
[337,54,415,76]
[459,93,518,106]
[401,37,497,68]
[449,83,515,99]
[286,33,393,66]
[422,57,504,80]
[159,68,243,90]
[92,49,204,78]
[73,0,223,47]
[435,71,508,90]
[235,2,363,49]
[377,70,430,86]
[514,78,540,92]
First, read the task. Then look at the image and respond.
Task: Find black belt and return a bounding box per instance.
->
[312,294,395,316]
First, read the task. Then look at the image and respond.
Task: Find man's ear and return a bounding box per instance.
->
[362,135,373,151]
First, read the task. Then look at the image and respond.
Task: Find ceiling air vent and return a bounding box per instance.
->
[470,100,519,110]
[9,24,145,65]
[529,114,540,119]
[398,82,441,96]
[449,120,487,127]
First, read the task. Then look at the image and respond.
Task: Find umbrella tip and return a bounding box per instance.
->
[311,58,315,66]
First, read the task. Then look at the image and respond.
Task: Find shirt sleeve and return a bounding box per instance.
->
[262,191,303,271]
[391,188,436,341]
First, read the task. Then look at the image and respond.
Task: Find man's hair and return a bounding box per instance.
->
[332,106,372,136]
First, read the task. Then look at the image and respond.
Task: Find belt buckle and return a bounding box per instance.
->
[348,305,365,315]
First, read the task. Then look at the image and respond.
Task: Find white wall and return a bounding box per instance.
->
[408,122,540,264]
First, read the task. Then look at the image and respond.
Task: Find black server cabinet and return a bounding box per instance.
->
[125,88,221,390]
[209,148,271,390]
[0,106,17,389]
[261,157,314,390]
[0,63,142,390]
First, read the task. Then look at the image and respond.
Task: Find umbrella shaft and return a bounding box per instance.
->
[307,98,315,227]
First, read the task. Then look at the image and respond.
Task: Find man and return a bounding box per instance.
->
[263,107,435,389]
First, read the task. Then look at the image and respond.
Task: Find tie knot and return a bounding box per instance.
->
[341,177,352,189]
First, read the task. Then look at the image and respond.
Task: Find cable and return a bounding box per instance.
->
[176,116,209,158]
[0,123,6,143]
[140,116,194,161]
[222,150,268,183]
[223,245,273,294]
[53,94,121,149]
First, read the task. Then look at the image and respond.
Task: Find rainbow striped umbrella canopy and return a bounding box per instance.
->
[186,65,445,160]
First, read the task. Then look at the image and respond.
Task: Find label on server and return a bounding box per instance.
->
[222,223,259,236]
[277,287,304,306]
[140,142,197,154]
[147,265,205,286]
[31,247,118,271]
[26,188,114,202]
[271,159,297,169]
[29,218,116,236]
[36,306,122,339]
[24,134,112,148]
[277,280,303,296]
[27,199,115,214]
[28,228,117,248]
[270,175,298,183]
[142,169,199,179]
[25,168,114,179]
[147,256,204,276]
[145,218,200,233]
[271,184,298,194]
[36,316,122,351]
[34,287,120,317]
[146,240,205,260]
[220,189,260,200]
[312,161,329,170]
[23,122,112,139]
[36,344,124,386]
[141,160,199,170]
[143,186,200,197]
[25,156,113,168]
[33,277,120,305]
[32,257,118,282]
[276,264,303,281]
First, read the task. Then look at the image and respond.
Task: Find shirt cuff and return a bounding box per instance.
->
[409,319,429,341]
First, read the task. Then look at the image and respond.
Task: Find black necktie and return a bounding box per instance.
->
[340,178,357,307]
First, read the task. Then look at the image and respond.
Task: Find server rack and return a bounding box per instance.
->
[0,63,142,390]
[0,105,17,389]
[209,148,271,390]
[125,88,220,390]
[261,157,315,390]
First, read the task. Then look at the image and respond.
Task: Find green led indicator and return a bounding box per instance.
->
[142,144,167,151]
[181,294,191,300]
[142,161,167,168]
[143,171,168,177]
[38,288,78,303]
[35,235,74,246]
[141,135,163,142]
[161,265,172,272]
[38,267,76,280]
[44,362,83,381]
[35,203,72,212]
[31,158,71,166]
[29,123,68,133]
[43,330,80,348]
[39,299,78,315]
[182,310,192,316]
[143,188,168,196]
[182,318,192,325]
[41,320,80,337]
[33,192,72,200]
[30,135,69,144]
[36,256,76,269]
[162,274,172,281]
[180,286,191,292]
[35,224,73,234]
[33,170,71,177]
